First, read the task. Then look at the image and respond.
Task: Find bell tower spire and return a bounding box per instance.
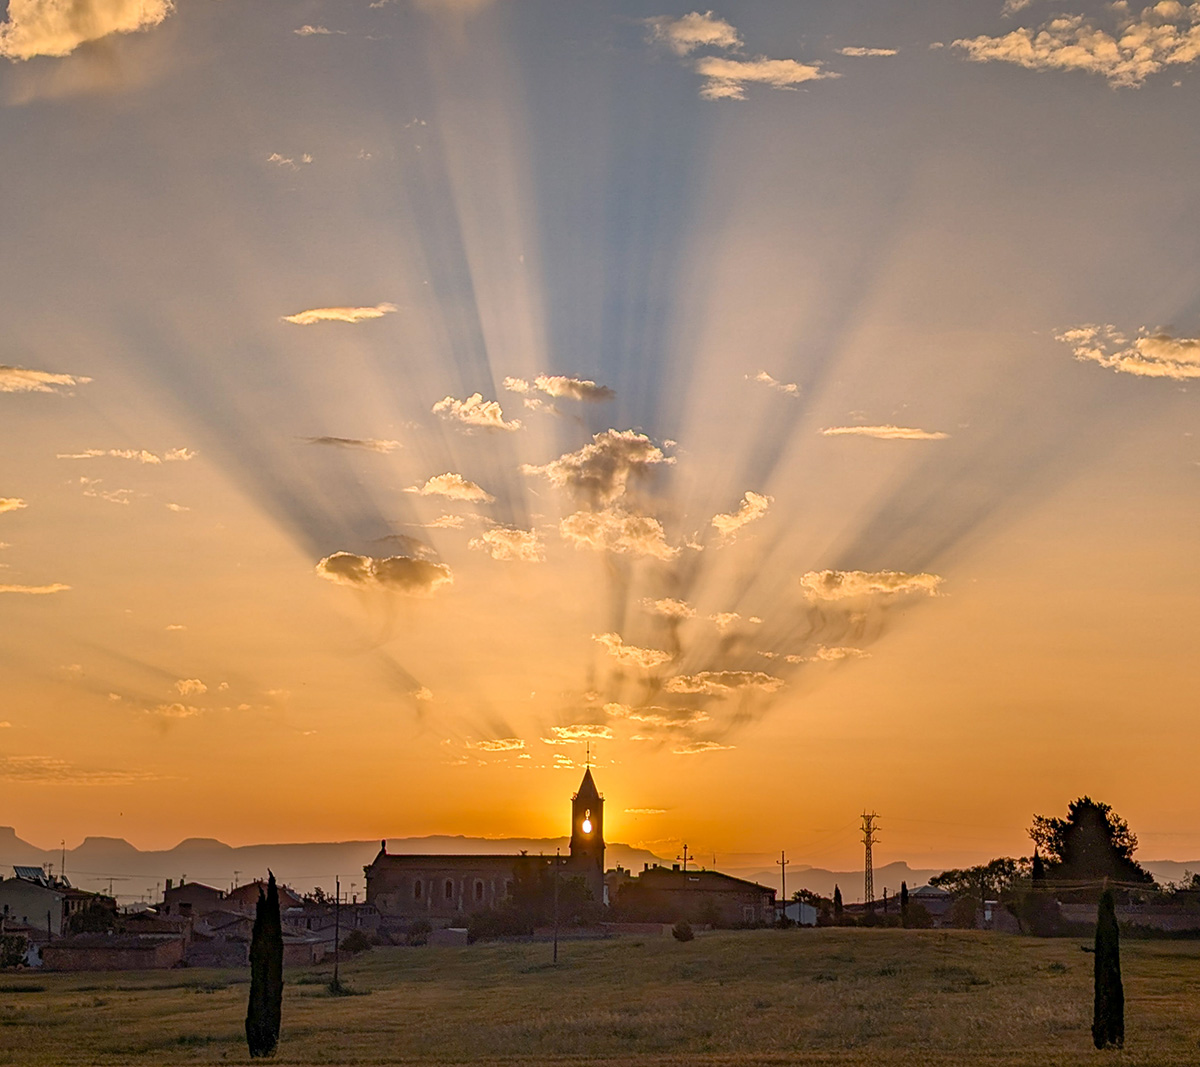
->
[568,764,605,905]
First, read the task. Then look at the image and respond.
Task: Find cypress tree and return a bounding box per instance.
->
[1032,849,1046,884]
[1092,889,1124,1049]
[246,871,284,1058]
[833,884,843,924]
[900,881,909,927]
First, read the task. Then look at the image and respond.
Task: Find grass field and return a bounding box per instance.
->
[3,929,1200,1066]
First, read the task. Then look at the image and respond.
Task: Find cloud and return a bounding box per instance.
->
[407,472,494,503]
[414,686,433,702]
[664,670,783,695]
[0,365,91,394]
[422,514,466,529]
[711,490,772,537]
[175,678,206,697]
[0,583,70,594]
[315,552,453,596]
[146,703,201,720]
[953,4,1200,87]
[294,24,345,36]
[0,498,27,515]
[605,703,708,728]
[594,632,672,669]
[1002,0,1035,14]
[748,370,800,397]
[505,374,614,401]
[1057,324,1200,380]
[800,569,943,600]
[624,807,667,815]
[79,478,134,505]
[165,624,186,631]
[433,393,521,431]
[645,10,742,54]
[469,526,544,562]
[282,303,397,325]
[165,502,189,512]
[524,429,673,507]
[548,724,614,743]
[787,646,871,663]
[695,55,838,99]
[469,737,525,752]
[673,740,736,755]
[0,0,173,61]
[837,46,899,56]
[560,508,678,560]
[268,152,313,169]
[641,597,696,619]
[0,755,161,784]
[58,447,194,463]
[305,436,401,454]
[820,425,950,440]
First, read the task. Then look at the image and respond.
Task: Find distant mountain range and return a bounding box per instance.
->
[3,827,1195,907]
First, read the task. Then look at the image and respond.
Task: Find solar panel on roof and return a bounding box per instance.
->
[12,866,49,886]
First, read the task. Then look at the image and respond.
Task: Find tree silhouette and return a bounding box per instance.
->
[1031,848,1046,884]
[832,884,843,924]
[1030,797,1153,883]
[1092,889,1124,1049]
[245,871,283,1058]
[899,881,909,927]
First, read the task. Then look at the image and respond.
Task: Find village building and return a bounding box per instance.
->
[610,864,777,926]
[365,766,607,930]
[0,867,115,939]
[158,877,226,917]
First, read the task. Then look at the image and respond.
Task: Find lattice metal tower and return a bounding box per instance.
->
[861,812,879,907]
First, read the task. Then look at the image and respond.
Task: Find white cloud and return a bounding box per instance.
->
[175,678,206,697]
[594,632,672,669]
[165,503,189,513]
[58,447,195,463]
[0,0,173,61]
[315,552,453,596]
[524,429,672,506]
[1002,0,1035,15]
[837,46,899,56]
[787,646,871,663]
[469,526,544,562]
[645,10,742,54]
[560,508,678,560]
[548,724,614,743]
[641,597,696,619]
[423,514,466,529]
[1057,324,1200,380]
[695,55,838,99]
[0,498,27,515]
[820,425,950,440]
[469,737,525,752]
[673,740,736,755]
[800,569,943,600]
[294,24,345,36]
[408,472,494,502]
[708,612,741,632]
[268,152,313,169]
[414,686,433,702]
[0,583,70,594]
[953,4,1200,87]
[664,670,783,695]
[282,303,397,325]
[0,365,91,394]
[146,703,202,720]
[711,490,772,537]
[165,624,186,631]
[305,436,401,453]
[605,702,708,728]
[748,370,800,396]
[505,374,614,401]
[433,393,521,432]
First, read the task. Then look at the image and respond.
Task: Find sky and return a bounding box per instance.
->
[1,0,1199,871]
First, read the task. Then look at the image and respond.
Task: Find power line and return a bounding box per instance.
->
[861,812,879,907]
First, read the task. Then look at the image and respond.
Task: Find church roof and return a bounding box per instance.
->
[574,766,601,802]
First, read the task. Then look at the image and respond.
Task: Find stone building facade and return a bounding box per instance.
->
[365,767,606,929]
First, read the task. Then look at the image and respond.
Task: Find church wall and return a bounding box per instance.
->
[365,855,524,927]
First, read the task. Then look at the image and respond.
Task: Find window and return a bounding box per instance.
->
[414,879,423,900]
[474,880,484,902]
[445,880,453,901]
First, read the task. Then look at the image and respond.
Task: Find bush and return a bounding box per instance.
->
[672,920,694,942]
[905,902,933,929]
[339,929,371,955]
[406,919,431,947]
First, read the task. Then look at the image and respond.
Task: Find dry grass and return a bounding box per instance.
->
[2,929,1200,1065]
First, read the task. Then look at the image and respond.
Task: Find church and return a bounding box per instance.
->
[364,766,606,929]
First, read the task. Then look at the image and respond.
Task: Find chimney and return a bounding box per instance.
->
[165,878,173,892]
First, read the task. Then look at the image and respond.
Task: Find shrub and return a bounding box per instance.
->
[339,929,371,955]
[406,919,432,947]
[672,920,694,942]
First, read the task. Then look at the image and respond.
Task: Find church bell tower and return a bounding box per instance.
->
[568,765,605,904]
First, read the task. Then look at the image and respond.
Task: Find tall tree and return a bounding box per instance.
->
[246,872,284,1058]
[1030,797,1153,884]
[1092,889,1124,1049]
[900,881,909,928]
[833,884,843,924]
[1031,849,1046,884]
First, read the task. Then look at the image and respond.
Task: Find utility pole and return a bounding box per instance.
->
[552,849,560,965]
[677,844,693,873]
[332,875,341,992]
[61,841,66,884]
[861,812,879,910]
[233,870,241,889]
[777,851,789,922]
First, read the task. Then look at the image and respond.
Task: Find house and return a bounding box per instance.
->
[613,865,777,926]
[224,880,304,915]
[0,866,115,938]
[158,878,225,917]
[782,900,819,926]
[42,933,186,971]
[908,883,954,926]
